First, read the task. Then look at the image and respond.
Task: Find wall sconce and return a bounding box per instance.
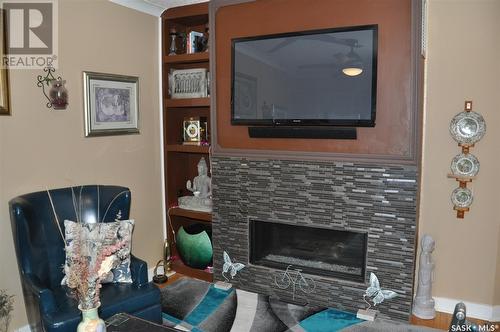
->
[36,66,68,110]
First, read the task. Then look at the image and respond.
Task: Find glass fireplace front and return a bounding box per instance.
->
[249,220,367,282]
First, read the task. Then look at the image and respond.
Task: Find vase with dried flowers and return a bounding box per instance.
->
[65,222,127,332]
[0,289,14,332]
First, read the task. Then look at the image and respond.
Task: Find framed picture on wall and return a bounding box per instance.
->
[83,71,139,136]
[0,10,10,116]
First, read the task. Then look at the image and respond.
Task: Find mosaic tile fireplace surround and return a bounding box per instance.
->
[211,156,418,321]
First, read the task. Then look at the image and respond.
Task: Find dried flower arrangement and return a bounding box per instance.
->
[0,289,14,332]
[65,224,127,310]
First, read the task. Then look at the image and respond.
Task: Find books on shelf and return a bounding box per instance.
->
[187,31,204,54]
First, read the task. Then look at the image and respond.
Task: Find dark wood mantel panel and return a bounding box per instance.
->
[213,0,415,160]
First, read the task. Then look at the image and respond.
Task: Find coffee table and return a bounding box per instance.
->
[105,313,181,332]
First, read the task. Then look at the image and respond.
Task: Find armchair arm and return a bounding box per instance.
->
[130,255,149,287]
[24,273,56,314]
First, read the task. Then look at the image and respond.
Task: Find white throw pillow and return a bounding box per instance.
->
[61,219,134,285]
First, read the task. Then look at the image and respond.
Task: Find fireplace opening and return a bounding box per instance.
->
[249,220,367,282]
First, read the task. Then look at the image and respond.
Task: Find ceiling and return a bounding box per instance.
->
[144,0,206,8]
[110,0,207,16]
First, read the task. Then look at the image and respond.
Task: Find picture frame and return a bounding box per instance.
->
[83,71,139,136]
[0,10,10,116]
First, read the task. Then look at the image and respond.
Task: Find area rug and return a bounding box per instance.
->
[160,277,363,332]
[160,278,442,332]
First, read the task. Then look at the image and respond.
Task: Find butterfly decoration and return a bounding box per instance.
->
[222,251,245,282]
[363,272,398,309]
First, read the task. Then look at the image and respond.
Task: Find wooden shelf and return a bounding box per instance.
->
[166,144,209,154]
[165,98,210,108]
[164,52,209,64]
[163,2,212,286]
[169,206,212,222]
[447,173,476,182]
[170,258,213,282]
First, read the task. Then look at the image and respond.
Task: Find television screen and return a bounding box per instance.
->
[231,25,378,127]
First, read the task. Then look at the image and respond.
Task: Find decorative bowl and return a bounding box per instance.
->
[450,153,480,177]
[451,187,473,208]
[449,111,486,145]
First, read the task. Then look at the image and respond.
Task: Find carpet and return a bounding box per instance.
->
[160,278,362,332]
[160,278,441,332]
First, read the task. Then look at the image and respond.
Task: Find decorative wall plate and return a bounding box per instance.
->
[451,187,473,208]
[450,153,480,177]
[449,111,486,145]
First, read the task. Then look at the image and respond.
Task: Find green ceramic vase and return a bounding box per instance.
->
[176,225,213,269]
[77,303,106,332]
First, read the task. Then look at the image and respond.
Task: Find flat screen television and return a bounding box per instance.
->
[231,25,378,127]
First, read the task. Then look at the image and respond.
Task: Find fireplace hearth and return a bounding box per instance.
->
[250,220,367,282]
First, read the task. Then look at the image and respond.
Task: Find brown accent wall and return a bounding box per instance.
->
[214,0,413,158]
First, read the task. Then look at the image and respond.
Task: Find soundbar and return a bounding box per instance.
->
[248,127,357,139]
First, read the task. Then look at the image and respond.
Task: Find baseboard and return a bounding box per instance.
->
[434,297,500,322]
[16,324,31,332]
[493,305,500,322]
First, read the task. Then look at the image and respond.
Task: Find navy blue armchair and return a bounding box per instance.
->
[9,185,161,332]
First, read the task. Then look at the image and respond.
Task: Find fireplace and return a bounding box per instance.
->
[212,157,418,321]
[249,220,367,282]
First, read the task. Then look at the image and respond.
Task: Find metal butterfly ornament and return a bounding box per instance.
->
[363,272,398,309]
[222,251,245,282]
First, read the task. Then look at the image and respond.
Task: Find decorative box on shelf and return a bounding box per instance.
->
[169,68,208,99]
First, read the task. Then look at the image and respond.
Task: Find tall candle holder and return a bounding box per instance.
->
[169,28,178,56]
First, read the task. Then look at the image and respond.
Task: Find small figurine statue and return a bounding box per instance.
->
[412,234,436,319]
[186,157,211,198]
[178,157,212,212]
[222,251,245,282]
[214,251,245,291]
[357,272,398,321]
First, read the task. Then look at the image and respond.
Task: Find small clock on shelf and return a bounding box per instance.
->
[183,116,208,145]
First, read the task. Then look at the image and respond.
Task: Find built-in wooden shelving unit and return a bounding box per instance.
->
[162,2,212,282]
[164,98,210,108]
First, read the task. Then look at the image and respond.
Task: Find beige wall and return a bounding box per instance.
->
[420,0,500,306]
[0,0,163,329]
[495,225,500,304]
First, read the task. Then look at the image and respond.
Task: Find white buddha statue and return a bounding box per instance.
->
[178,157,212,212]
[412,234,436,319]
